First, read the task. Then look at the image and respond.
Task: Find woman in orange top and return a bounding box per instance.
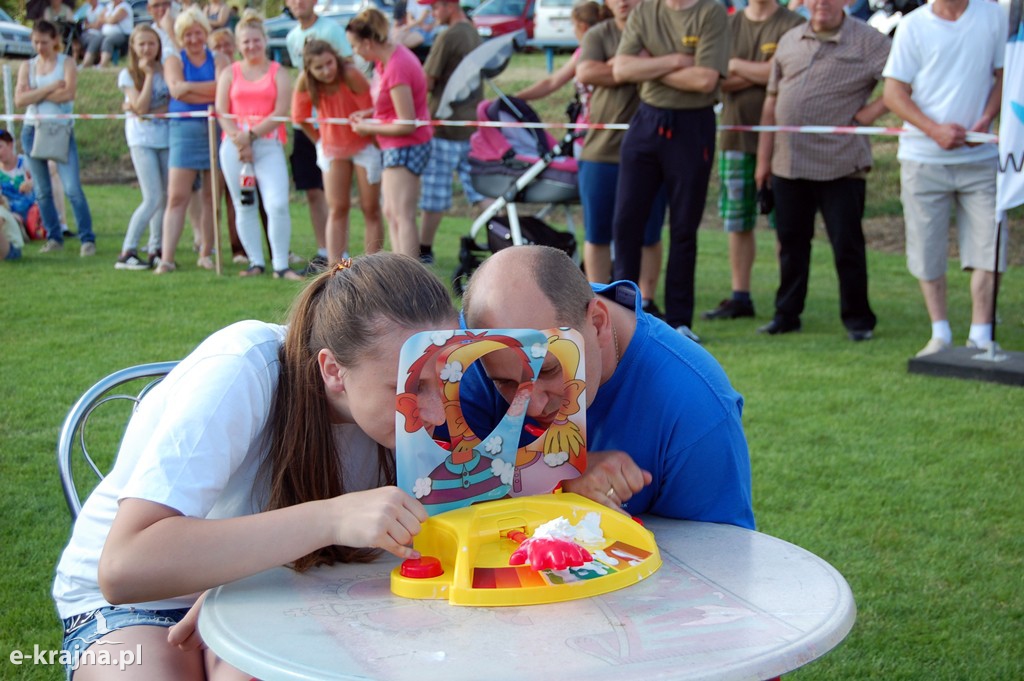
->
[293,39,383,264]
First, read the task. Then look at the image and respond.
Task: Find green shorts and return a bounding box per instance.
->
[718,151,773,232]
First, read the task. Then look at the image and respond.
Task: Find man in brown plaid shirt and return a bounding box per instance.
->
[754,0,890,340]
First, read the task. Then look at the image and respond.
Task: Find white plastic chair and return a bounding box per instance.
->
[56,361,178,520]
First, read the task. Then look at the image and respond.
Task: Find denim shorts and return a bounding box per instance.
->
[382,142,431,177]
[61,606,190,679]
[4,244,21,260]
[578,159,665,246]
[169,119,214,170]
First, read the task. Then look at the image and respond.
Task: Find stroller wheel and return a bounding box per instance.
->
[452,236,484,297]
[452,263,472,297]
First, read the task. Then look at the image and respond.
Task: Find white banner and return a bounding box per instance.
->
[997,19,1024,222]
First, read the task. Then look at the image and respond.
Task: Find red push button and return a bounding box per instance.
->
[400,556,443,579]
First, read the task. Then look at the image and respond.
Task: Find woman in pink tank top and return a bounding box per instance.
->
[216,10,300,280]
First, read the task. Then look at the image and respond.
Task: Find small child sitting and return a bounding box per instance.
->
[0,194,25,261]
[0,130,43,240]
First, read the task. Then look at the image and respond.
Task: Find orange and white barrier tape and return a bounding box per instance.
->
[3,111,999,144]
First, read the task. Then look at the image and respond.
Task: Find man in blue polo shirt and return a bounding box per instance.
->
[459,245,754,529]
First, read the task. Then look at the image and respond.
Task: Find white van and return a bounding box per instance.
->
[531,0,578,48]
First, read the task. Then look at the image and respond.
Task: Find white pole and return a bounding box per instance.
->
[2,63,15,153]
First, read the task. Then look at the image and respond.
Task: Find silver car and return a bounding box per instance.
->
[0,9,33,59]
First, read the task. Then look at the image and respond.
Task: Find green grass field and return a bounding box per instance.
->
[1,53,1023,680]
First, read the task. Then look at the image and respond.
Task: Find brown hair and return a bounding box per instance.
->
[297,39,345,108]
[263,253,456,571]
[346,7,390,44]
[571,1,612,27]
[32,20,64,52]
[208,27,234,49]
[127,25,163,91]
[463,245,594,328]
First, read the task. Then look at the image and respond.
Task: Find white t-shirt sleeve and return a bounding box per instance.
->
[881,18,920,84]
[286,27,302,68]
[119,347,276,518]
[117,68,131,91]
[993,7,1008,70]
[407,1,428,21]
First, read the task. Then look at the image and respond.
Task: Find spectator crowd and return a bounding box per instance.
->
[1,0,1009,355]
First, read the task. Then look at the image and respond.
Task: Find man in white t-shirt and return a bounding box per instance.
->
[882,0,1007,357]
[395,0,438,52]
[147,0,177,59]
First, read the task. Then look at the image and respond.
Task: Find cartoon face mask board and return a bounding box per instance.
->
[395,328,587,516]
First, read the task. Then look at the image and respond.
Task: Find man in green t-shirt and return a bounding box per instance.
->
[577,0,668,318]
[610,0,730,343]
[416,0,485,264]
[702,0,803,322]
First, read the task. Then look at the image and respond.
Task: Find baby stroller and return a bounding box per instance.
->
[435,30,580,295]
[451,95,582,295]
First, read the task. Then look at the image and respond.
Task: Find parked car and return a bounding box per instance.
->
[529,0,574,49]
[0,9,34,58]
[129,0,153,26]
[472,0,534,45]
[266,0,394,67]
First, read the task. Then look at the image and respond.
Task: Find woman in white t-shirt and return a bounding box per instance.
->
[115,25,171,271]
[54,253,457,679]
[81,0,133,68]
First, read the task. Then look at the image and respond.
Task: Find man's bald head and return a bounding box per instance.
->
[463,246,594,329]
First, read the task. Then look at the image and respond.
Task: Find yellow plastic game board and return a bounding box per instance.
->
[391,493,662,606]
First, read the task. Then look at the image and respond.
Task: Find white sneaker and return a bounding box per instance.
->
[80,242,96,257]
[39,239,63,253]
[966,339,1001,352]
[915,338,951,357]
[676,325,701,344]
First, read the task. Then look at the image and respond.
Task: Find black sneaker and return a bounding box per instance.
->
[419,251,435,265]
[641,300,664,319]
[301,255,329,276]
[702,298,755,320]
[757,318,801,335]
[148,249,161,269]
[115,251,150,271]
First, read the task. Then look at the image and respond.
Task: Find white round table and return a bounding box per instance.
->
[199,519,855,681]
